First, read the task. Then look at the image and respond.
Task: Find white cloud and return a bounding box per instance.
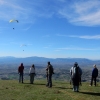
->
[57,34,100,39]
[0,0,26,20]
[0,0,7,5]
[58,0,100,26]
[69,35,100,39]
[1,0,100,26]
[0,0,55,23]
[22,25,32,31]
[0,1,36,24]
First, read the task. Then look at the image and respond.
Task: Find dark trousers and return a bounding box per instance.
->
[72,76,80,92]
[90,76,97,86]
[46,74,52,87]
[79,76,82,85]
[19,72,23,83]
[30,73,35,84]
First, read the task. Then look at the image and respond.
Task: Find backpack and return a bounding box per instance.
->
[48,65,54,74]
[72,66,80,78]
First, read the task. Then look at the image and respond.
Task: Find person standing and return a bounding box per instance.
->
[29,64,36,84]
[46,61,54,88]
[89,64,98,86]
[70,62,82,92]
[18,63,24,83]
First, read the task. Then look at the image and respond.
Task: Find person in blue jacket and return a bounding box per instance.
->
[89,64,98,86]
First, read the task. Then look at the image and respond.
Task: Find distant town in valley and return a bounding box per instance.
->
[0,56,100,82]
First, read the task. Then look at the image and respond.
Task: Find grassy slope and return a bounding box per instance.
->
[0,80,100,100]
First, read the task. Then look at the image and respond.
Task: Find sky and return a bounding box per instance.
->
[0,0,100,60]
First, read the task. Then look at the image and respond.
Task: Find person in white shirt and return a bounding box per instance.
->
[29,64,36,84]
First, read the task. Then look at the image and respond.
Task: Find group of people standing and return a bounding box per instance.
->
[18,62,99,92]
[18,62,54,86]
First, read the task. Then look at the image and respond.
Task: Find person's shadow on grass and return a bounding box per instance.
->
[54,86,73,89]
[79,92,100,96]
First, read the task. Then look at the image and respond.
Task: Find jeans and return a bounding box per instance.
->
[46,74,52,87]
[19,72,23,83]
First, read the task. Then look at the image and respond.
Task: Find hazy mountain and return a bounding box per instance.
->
[0,56,100,81]
[0,56,100,66]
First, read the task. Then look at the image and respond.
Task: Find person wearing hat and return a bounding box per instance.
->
[89,64,98,86]
[70,62,82,92]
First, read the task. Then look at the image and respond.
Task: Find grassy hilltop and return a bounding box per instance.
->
[0,80,100,100]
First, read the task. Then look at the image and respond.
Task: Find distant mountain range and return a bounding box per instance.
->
[0,56,100,66]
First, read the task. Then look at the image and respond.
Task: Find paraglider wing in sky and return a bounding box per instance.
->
[9,19,19,29]
[9,19,19,23]
[20,44,27,47]
[20,44,27,51]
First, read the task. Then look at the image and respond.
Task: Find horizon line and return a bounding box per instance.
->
[0,56,100,60]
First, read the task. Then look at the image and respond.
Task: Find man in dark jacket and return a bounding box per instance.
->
[46,61,54,88]
[89,64,98,86]
[18,63,24,83]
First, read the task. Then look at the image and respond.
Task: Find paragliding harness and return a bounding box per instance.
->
[72,66,80,79]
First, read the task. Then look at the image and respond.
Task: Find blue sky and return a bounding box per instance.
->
[0,0,100,59]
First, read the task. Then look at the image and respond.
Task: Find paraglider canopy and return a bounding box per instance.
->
[20,44,27,47]
[9,19,19,29]
[20,44,27,51]
[9,19,19,23]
